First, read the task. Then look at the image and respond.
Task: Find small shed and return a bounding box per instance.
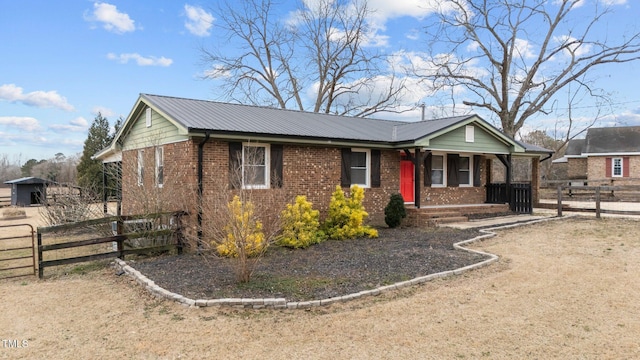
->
[3,177,52,206]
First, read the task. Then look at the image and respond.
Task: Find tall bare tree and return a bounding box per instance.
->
[419,0,640,136]
[202,0,407,117]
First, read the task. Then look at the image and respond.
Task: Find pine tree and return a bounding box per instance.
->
[76,113,114,195]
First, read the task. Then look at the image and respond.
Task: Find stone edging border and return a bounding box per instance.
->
[113,216,566,309]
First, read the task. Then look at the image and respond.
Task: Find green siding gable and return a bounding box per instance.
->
[122,109,188,150]
[421,124,511,154]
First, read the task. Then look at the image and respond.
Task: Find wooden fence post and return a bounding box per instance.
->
[116,219,124,260]
[557,186,563,217]
[37,231,43,279]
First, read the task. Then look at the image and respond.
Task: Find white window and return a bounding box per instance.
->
[351,149,370,187]
[155,146,164,187]
[137,149,144,186]
[145,108,152,127]
[465,125,475,142]
[612,157,623,177]
[242,143,269,189]
[459,156,471,186]
[431,154,445,186]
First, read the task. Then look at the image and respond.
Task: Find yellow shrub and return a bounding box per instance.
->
[215,195,266,257]
[324,185,378,240]
[277,195,326,248]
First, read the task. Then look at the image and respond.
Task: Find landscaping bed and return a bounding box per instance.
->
[131,226,485,302]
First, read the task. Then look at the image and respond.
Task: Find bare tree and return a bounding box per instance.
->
[201,0,408,117]
[0,154,21,183]
[419,0,640,136]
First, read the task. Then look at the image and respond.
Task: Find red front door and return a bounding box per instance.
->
[400,159,414,203]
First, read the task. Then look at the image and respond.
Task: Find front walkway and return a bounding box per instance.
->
[441,211,555,229]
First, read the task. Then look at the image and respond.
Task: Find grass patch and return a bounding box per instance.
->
[2,208,26,219]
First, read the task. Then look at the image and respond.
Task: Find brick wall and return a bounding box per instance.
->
[121,141,198,217]
[123,140,540,235]
[588,155,640,185]
[567,158,587,179]
[417,155,487,206]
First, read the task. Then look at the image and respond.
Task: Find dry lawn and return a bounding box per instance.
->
[1,211,640,359]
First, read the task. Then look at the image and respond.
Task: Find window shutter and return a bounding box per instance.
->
[605,157,612,178]
[270,144,283,188]
[447,154,460,187]
[473,155,482,187]
[623,157,630,177]
[423,152,432,187]
[229,142,242,189]
[371,149,381,188]
[340,148,351,187]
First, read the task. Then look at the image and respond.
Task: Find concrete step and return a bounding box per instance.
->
[430,216,469,225]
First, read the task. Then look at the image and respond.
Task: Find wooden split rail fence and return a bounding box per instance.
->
[37,211,187,278]
[556,185,640,218]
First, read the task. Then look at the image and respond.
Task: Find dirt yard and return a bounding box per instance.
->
[1,205,640,358]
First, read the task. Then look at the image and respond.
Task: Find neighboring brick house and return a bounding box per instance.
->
[553,126,640,185]
[95,94,550,235]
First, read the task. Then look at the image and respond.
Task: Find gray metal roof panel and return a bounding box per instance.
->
[142,94,406,142]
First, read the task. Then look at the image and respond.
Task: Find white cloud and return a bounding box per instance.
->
[85,2,137,34]
[0,116,41,132]
[184,4,214,37]
[513,38,536,59]
[554,35,592,58]
[203,64,232,79]
[92,106,115,117]
[552,0,586,8]
[49,117,89,133]
[0,84,74,111]
[107,53,173,67]
[600,0,626,5]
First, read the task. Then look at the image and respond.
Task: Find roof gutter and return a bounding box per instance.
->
[197,132,210,251]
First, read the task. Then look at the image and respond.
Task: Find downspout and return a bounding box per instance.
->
[540,153,553,162]
[197,132,210,251]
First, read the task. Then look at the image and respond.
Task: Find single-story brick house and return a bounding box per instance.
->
[95,94,551,235]
[553,126,640,185]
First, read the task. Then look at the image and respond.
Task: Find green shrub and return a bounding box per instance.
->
[323,185,378,240]
[277,195,326,248]
[384,193,407,228]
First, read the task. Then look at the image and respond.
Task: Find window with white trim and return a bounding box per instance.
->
[137,149,144,186]
[155,146,164,187]
[431,154,444,186]
[612,157,623,177]
[459,156,472,186]
[350,149,370,187]
[242,143,269,189]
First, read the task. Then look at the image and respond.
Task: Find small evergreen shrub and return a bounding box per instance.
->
[216,195,266,258]
[384,193,407,228]
[277,195,326,248]
[323,185,378,240]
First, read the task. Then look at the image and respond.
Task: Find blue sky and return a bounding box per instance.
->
[1,0,639,162]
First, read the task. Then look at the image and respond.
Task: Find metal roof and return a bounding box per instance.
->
[4,177,52,185]
[141,94,473,144]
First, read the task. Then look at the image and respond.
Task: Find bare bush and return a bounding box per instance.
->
[198,145,288,282]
